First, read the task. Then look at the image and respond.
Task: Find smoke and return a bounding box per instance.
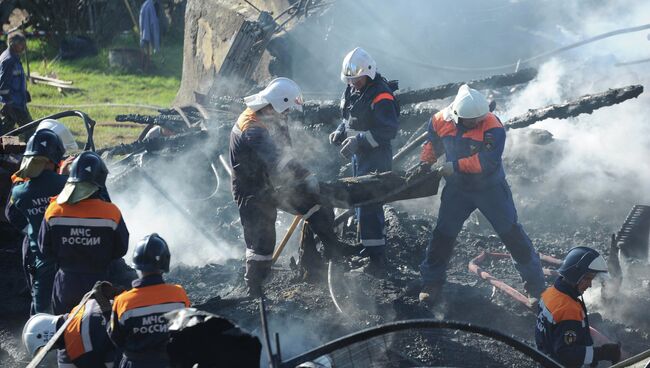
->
[501,1,650,227]
[108,136,243,268]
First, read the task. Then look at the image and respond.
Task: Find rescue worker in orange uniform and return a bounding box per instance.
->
[536,246,622,367]
[109,233,190,368]
[39,151,129,314]
[329,47,400,275]
[5,129,67,313]
[21,281,123,367]
[413,85,545,305]
[230,77,347,296]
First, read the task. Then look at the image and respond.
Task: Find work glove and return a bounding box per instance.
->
[329,130,345,146]
[405,162,432,185]
[91,281,125,314]
[593,343,621,364]
[339,136,359,159]
[303,174,320,195]
[436,161,454,177]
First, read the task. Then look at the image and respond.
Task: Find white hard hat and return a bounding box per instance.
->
[340,47,376,83]
[37,119,79,152]
[450,84,489,122]
[244,77,304,113]
[22,313,59,356]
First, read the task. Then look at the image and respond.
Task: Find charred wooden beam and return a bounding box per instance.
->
[505,85,644,129]
[317,170,441,209]
[115,113,192,133]
[397,68,537,105]
[297,69,537,127]
[391,85,645,166]
[97,131,208,156]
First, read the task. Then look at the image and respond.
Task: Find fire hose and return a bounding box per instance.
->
[468,251,626,353]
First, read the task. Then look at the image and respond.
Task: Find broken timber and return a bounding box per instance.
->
[506,85,644,129]
[317,170,442,209]
[115,113,191,132]
[393,84,645,164]
[97,130,208,156]
[298,68,538,127]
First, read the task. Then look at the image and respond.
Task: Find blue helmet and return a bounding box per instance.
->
[558,246,608,285]
[68,151,108,188]
[24,129,65,163]
[133,233,171,273]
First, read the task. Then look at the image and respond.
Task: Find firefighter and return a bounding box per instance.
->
[329,47,400,275]
[21,281,123,367]
[39,151,129,314]
[5,129,67,313]
[0,31,32,136]
[230,77,347,296]
[109,233,190,367]
[412,84,545,305]
[535,246,621,367]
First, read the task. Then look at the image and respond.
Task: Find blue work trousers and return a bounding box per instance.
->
[420,179,545,294]
[352,148,391,256]
[30,255,56,314]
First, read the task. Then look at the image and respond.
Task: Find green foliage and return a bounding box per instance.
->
[25,37,183,149]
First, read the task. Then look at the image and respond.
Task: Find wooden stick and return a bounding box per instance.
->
[26,291,93,368]
[31,73,73,85]
[272,215,302,264]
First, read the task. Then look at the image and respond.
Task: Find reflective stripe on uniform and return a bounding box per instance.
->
[363,132,379,148]
[361,238,385,247]
[371,92,395,108]
[245,248,273,262]
[584,345,594,365]
[119,302,186,324]
[80,299,95,353]
[302,205,321,220]
[276,154,293,172]
[48,217,118,230]
[539,299,555,324]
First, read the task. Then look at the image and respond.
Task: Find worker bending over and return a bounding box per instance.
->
[230,77,346,296]
[413,85,545,305]
[22,281,123,367]
[536,246,621,367]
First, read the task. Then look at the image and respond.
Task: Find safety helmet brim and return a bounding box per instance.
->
[37,120,78,152]
[57,182,98,205]
[15,156,49,179]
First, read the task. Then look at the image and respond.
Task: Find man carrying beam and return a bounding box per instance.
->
[229,77,346,297]
[412,84,545,306]
[329,47,400,277]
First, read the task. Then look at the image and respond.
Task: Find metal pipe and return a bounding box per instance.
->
[271,215,302,264]
[468,251,623,351]
[218,154,233,178]
[259,291,277,368]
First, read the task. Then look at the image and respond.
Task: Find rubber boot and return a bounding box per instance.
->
[244,260,271,298]
[419,282,442,306]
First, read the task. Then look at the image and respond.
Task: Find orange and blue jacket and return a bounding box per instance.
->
[109,274,190,361]
[535,278,595,367]
[420,110,506,190]
[335,73,399,164]
[38,196,129,273]
[229,108,310,202]
[54,298,114,367]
